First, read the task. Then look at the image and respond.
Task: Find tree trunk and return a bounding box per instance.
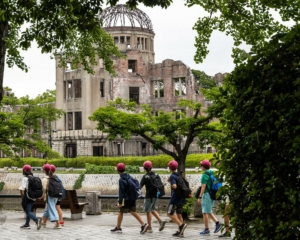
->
[177,154,187,176]
[0,21,8,102]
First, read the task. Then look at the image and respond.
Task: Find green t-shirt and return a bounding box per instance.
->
[200,170,213,193]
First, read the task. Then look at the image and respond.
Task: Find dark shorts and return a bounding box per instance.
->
[56,200,61,206]
[119,200,136,213]
[167,203,183,215]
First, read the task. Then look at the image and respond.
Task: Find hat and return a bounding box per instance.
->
[116,163,125,172]
[50,164,56,173]
[200,159,211,169]
[22,164,31,171]
[43,164,51,171]
[143,160,152,169]
[168,160,178,170]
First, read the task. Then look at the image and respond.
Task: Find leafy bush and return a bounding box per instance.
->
[0,182,5,191]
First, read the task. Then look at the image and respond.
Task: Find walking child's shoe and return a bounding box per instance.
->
[140,223,149,234]
[159,220,166,231]
[147,227,153,233]
[53,223,62,229]
[36,218,42,230]
[214,222,223,233]
[200,229,210,235]
[110,226,122,233]
[59,221,64,226]
[172,231,184,237]
[218,231,231,238]
[20,224,30,229]
[179,223,187,235]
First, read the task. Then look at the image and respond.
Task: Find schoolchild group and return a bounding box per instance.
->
[19,159,231,238]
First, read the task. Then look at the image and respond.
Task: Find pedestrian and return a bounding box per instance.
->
[140,160,166,233]
[197,159,223,235]
[41,164,64,227]
[111,162,149,234]
[40,164,61,229]
[166,160,187,237]
[19,164,42,230]
[219,202,231,237]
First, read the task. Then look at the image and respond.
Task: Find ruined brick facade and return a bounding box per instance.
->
[49,5,226,158]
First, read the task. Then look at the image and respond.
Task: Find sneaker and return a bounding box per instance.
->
[179,223,187,235]
[53,224,62,229]
[219,232,231,238]
[214,222,223,233]
[200,229,210,235]
[36,219,42,230]
[159,220,166,231]
[147,227,153,233]
[41,221,46,228]
[172,231,184,237]
[20,224,30,229]
[140,223,149,234]
[60,221,64,226]
[111,226,122,233]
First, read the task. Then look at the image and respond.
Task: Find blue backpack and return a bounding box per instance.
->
[127,176,142,201]
[207,172,222,200]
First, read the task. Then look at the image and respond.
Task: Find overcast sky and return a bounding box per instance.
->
[4,1,237,98]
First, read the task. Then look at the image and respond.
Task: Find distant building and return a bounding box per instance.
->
[48,4,227,158]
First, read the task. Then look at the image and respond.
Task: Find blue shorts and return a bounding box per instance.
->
[202,192,214,214]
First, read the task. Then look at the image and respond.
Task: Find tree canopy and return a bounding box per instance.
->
[0,88,64,158]
[89,98,219,173]
[211,25,300,239]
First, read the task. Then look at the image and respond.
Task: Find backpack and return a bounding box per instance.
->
[55,175,66,200]
[174,173,192,198]
[127,176,142,201]
[207,172,222,200]
[27,176,43,199]
[194,185,202,198]
[47,177,63,198]
[145,172,165,198]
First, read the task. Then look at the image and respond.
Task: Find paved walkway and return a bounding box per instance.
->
[0,211,234,239]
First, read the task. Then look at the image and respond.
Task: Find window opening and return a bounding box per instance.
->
[93,146,103,156]
[75,112,82,130]
[153,80,164,98]
[126,37,131,48]
[65,144,77,158]
[174,78,186,96]
[100,79,105,97]
[67,81,73,98]
[114,36,118,44]
[63,81,66,100]
[67,112,73,130]
[129,87,139,104]
[74,79,82,98]
[120,36,125,43]
[145,39,148,50]
[128,60,137,73]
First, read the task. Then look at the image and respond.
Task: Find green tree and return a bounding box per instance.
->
[0,88,64,158]
[212,26,300,239]
[192,69,217,89]
[0,0,173,102]
[89,98,219,173]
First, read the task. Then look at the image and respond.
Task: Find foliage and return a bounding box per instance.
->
[213,26,300,239]
[73,172,85,190]
[192,69,217,89]
[0,89,63,158]
[186,0,296,65]
[182,197,196,219]
[89,98,219,173]
[0,182,5,191]
[0,153,214,168]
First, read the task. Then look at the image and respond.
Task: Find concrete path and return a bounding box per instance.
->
[0,211,234,239]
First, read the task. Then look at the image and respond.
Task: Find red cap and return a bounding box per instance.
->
[22,164,32,171]
[50,164,56,173]
[43,164,51,171]
[143,160,152,169]
[116,163,125,172]
[200,159,211,169]
[168,160,178,170]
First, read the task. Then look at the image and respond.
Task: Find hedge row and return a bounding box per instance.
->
[0,153,214,168]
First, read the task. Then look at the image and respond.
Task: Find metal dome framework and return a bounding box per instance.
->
[99,4,153,30]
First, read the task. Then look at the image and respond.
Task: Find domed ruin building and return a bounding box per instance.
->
[51,4,215,158]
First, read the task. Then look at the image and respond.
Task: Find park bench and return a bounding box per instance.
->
[32,190,89,219]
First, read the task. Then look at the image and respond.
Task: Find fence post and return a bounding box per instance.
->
[85,191,101,215]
